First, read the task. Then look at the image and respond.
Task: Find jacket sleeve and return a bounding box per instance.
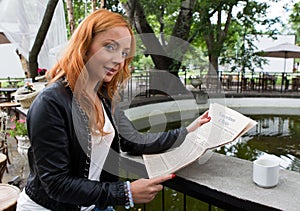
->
[114,106,188,155]
[26,89,126,209]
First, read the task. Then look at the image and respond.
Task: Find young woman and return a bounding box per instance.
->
[17,9,210,211]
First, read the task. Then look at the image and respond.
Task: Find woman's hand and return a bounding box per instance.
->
[186,110,211,133]
[130,174,175,204]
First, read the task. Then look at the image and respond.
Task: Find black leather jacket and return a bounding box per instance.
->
[25,79,188,210]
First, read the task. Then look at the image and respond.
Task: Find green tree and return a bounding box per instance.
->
[122,0,279,76]
[288,2,300,44]
[63,0,92,37]
[63,0,280,90]
[190,0,280,74]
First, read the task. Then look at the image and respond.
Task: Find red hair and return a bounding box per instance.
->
[47,9,135,134]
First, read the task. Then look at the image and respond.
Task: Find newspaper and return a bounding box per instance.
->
[143,103,257,178]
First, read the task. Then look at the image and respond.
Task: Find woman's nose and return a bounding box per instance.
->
[112,51,125,64]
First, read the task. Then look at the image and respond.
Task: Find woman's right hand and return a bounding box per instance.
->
[130,174,175,204]
[186,110,211,133]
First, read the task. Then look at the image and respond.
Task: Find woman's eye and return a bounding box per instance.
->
[122,51,129,58]
[105,44,115,51]
[104,43,129,58]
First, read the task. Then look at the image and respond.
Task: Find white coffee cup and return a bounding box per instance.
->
[253,158,280,188]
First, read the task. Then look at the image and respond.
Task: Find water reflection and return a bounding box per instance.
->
[215,115,300,173]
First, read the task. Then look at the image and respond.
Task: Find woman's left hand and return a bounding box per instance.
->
[186,110,211,133]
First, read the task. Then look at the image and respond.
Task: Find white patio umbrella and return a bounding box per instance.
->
[258,42,300,73]
[257,42,300,92]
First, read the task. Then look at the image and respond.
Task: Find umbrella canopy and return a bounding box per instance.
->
[256,42,300,73]
[259,42,300,58]
[256,42,300,92]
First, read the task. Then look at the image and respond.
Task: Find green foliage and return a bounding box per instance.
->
[196,0,281,72]
[139,0,181,34]
[9,117,28,137]
[134,0,280,73]
[289,2,300,44]
[64,0,283,74]
[131,55,154,70]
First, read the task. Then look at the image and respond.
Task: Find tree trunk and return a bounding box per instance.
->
[125,0,172,71]
[201,4,233,75]
[125,0,195,76]
[66,0,75,35]
[167,0,196,75]
[124,0,196,95]
[100,0,105,9]
[208,53,219,74]
[28,0,59,81]
[92,0,97,11]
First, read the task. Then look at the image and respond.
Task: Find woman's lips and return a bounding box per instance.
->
[105,67,117,75]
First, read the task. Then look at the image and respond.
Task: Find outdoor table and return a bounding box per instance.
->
[15,106,28,117]
[0,79,22,88]
[0,183,20,211]
[0,101,20,109]
[7,79,21,87]
[0,87,18,102]
[0,101,21,118]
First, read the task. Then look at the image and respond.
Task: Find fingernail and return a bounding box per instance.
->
[171,173,176,179]
[208,116,211,119]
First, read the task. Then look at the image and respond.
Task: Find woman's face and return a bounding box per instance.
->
[85,26,132,83]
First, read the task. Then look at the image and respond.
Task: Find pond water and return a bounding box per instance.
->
[215,115,300,172]
[124,114,300,211]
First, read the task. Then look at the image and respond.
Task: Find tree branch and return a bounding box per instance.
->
[29,0,59,80]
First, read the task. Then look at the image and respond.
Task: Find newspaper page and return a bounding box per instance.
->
[143,103,257,178]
